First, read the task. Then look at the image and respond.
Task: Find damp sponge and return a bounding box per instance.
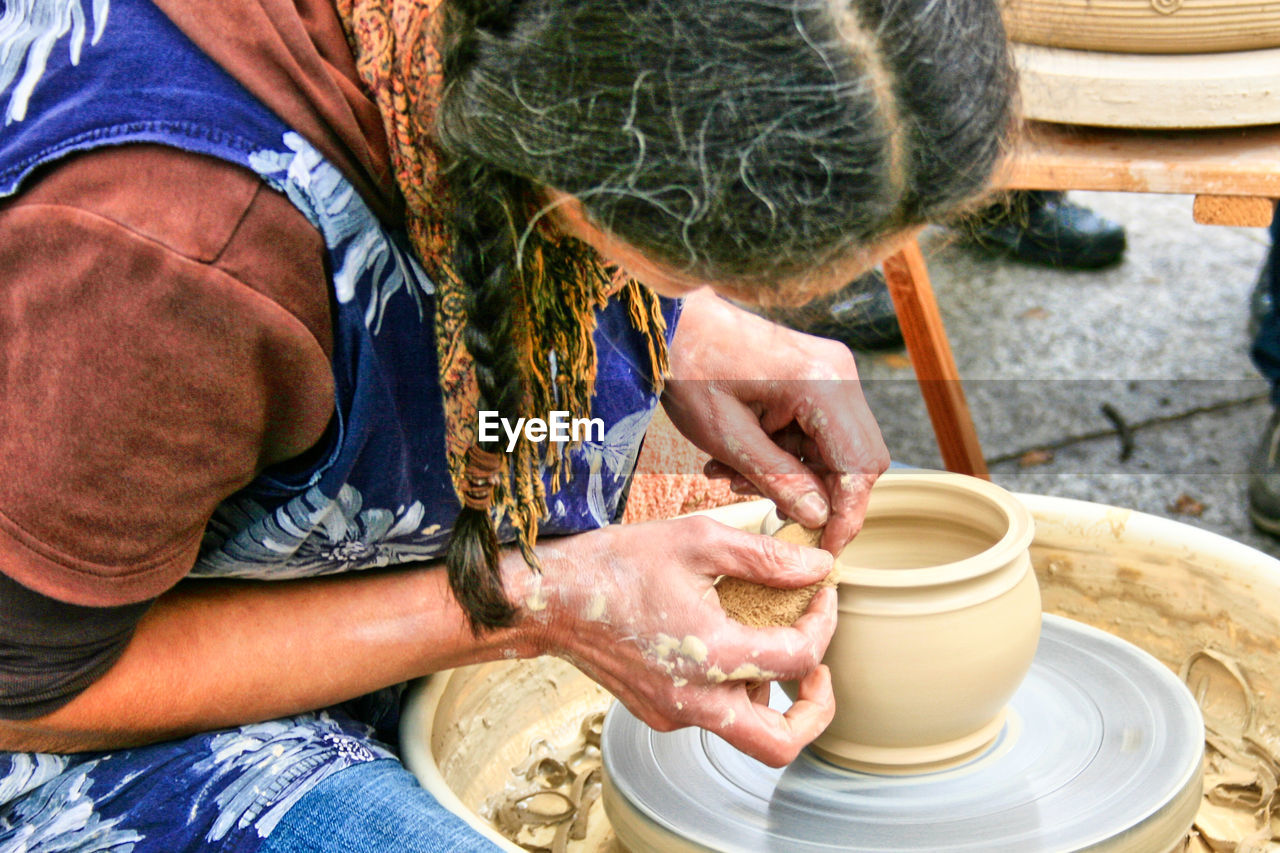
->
[716,522,838,627]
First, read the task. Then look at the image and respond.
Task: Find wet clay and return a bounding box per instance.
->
[416,657,622,852]
[485,711,606,853]
[716,523,835,627]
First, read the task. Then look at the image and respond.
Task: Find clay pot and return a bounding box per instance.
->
[808,469,1040,772]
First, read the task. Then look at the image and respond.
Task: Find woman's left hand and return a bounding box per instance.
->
[661,289,890,553]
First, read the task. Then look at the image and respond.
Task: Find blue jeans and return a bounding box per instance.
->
[0,696,499,852]
[1250,212,1280,403]
[259,760,501,853]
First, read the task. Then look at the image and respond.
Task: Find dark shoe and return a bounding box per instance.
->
[1248,410,1280,536]
[962,190,1127,270]
[762,270,903,351]
[1248,251,1273,341]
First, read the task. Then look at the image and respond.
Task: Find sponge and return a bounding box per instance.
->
[716,522,838,627]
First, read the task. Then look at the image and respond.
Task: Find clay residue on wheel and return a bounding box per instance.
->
[1179,650,1280,851]
[428,658,616,851]
[1033,540,1280,851]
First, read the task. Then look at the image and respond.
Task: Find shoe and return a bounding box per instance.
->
[1248,410,1280,536]
[762,269,903,351]
[1248,251,1273,341]
[961,190,1127,270]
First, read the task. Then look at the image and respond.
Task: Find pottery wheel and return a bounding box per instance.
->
[601,614,1204,852]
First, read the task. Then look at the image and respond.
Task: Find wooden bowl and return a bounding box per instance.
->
[1004,0,1280,55]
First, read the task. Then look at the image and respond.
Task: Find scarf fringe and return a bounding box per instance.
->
[339,0,669,554]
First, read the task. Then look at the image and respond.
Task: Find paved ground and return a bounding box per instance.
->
[855,191,1280,560]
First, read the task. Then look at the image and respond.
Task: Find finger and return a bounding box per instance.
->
[710,665,835,767]
[790,387,889,552]
[780,663,836,743]
[820,469,880,553]
[710,407,831,528]
[747,680,772,706]
[770,424,808,458]
[703,458,736,480]
[769,429,836,480]
[705,461,782,496]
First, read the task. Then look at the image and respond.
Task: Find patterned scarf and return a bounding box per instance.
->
[334,0,670,547]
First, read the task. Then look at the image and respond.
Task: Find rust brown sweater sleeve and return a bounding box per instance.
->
[0,144,336,717]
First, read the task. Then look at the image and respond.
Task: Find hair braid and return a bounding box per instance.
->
[442,159,533,632]
[441,3,532,633]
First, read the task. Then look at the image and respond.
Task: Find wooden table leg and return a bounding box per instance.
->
[882,241,989,479]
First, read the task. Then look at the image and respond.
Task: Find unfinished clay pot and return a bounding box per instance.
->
[1011,44,1280,129]
[808,469,1040,772]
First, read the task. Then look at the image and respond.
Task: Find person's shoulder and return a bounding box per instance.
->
[7,144,264,260]
[0,142,335,608]
[2,142,333,354]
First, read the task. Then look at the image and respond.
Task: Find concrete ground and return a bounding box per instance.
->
[856,191,1280,560]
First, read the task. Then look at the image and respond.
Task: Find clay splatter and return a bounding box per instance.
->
[485,712,605,853]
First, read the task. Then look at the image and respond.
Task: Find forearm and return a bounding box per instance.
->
[663,288,740,380]
[0,558,540,753]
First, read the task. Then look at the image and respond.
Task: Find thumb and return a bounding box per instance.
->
[712,528,834,588]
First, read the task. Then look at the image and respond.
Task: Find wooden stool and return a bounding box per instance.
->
[885,121,1280,480]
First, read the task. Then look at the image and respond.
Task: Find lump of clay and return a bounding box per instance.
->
[717,522,837,627]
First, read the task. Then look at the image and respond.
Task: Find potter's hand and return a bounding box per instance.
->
[520,517,837,767]
[662,290,890,553]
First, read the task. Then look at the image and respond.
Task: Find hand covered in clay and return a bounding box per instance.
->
[519,516,838,767]
[662,289,890,553]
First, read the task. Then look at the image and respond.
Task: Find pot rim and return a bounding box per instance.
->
[837,470,1035,589]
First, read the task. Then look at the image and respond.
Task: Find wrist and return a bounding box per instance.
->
[498,547,558,658]
[500,530,610,663]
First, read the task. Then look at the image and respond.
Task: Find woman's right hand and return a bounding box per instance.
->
[514,516,838,767]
